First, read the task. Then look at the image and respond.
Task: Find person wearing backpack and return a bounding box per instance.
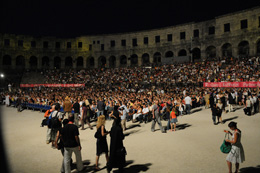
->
[46,104,55,144]
[47,103,64,148]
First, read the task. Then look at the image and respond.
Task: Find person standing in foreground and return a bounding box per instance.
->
[224,121,245,173]
[184,94,192,114]
[95,115,109,171]
[119,101,128,131]
[72,99,80,127]
[169,107,178,132]
[107,118,125,173]
[47,103,63,148]
[54,119,73,173]
[63,96,73,119]
[60,114,84,173]
[151,100,165,133]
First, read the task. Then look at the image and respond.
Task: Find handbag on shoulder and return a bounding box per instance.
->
[220,133,232,154]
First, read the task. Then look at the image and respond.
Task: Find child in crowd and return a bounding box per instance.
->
[170,107,178,132]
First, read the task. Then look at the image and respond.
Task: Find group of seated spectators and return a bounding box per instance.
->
[21,56,260,88]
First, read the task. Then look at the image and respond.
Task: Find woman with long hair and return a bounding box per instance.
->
[224,121,245,173]
[95,115,109,170]
[107,118,125,173]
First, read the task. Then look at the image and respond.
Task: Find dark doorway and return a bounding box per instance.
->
[99,56,106,68]
[42,56,49,68]
[29,56,37,69]
[16,55,25,69]
[120,55,127,66]
[142,53,150,65]
[131,54,138,66]
[77,56,83,68]
[65,57,73,67]
[109,56,116,68]
[54,57,61,69]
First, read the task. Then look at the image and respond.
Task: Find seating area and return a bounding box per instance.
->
[9,101,74,114]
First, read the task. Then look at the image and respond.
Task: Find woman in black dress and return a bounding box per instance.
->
[95,115,109,170]
[107,118,126,173]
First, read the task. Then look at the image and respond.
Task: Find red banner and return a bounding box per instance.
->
[203,82,260,88]
[20,84,85,87]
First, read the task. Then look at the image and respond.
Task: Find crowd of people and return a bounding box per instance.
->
[1,56,259,172]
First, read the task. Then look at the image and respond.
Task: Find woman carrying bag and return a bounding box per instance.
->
[224,121,245,173]
[95,115,109,171]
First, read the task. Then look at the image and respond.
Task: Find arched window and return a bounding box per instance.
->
[178,49,187,56]
[54,57,61,69]
[65,57,73,67]
[77,57,83,67]
[221,43,232,57]
[109,56,116,68]
[238,41,249,57]
[142,53,150,65]
[130,54,138,66]
[165,51,174,58]
[42,56,49,67]
[29,56,37,68]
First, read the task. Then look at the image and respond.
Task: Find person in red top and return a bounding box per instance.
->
[170,107,178,132]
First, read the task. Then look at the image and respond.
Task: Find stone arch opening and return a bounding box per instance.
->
[29,56,37,69]
[42,56,49,67]
[205,46,216,59]
[130,54,138,66]
[165,51,174,58]
[178,49,187,56]
[109,56,116,68]
[221,43,232,57]
[65,56,73,67]
[153,52,161,64]
[238,41,249,57]
[192,48,201,60]
[54,56,61,69]
[87,57,95,68]
[256,39,260,56]
[142,53,150,65]
[77,56,83,68]
[120,55,127,66]
[16,55,25,68]
[99,56,106,68]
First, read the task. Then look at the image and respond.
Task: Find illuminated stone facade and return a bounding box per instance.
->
[1,7,260,69]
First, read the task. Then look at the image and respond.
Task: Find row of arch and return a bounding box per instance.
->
[2,41,259,68]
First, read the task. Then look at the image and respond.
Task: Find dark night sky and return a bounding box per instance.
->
[1,0,259,37]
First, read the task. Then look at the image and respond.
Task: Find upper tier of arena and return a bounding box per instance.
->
[0,6,260,70]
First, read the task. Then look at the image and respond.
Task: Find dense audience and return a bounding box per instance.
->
[1,56,260,122]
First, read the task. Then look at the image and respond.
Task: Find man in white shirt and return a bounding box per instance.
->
[184,94,192,114]
[119,101,129,131]
[141,104,149,123]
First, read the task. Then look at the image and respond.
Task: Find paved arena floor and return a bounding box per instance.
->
[1,105,260,173]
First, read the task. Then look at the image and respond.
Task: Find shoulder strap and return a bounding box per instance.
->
[224,133,230,140]
[54,111,59,118]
